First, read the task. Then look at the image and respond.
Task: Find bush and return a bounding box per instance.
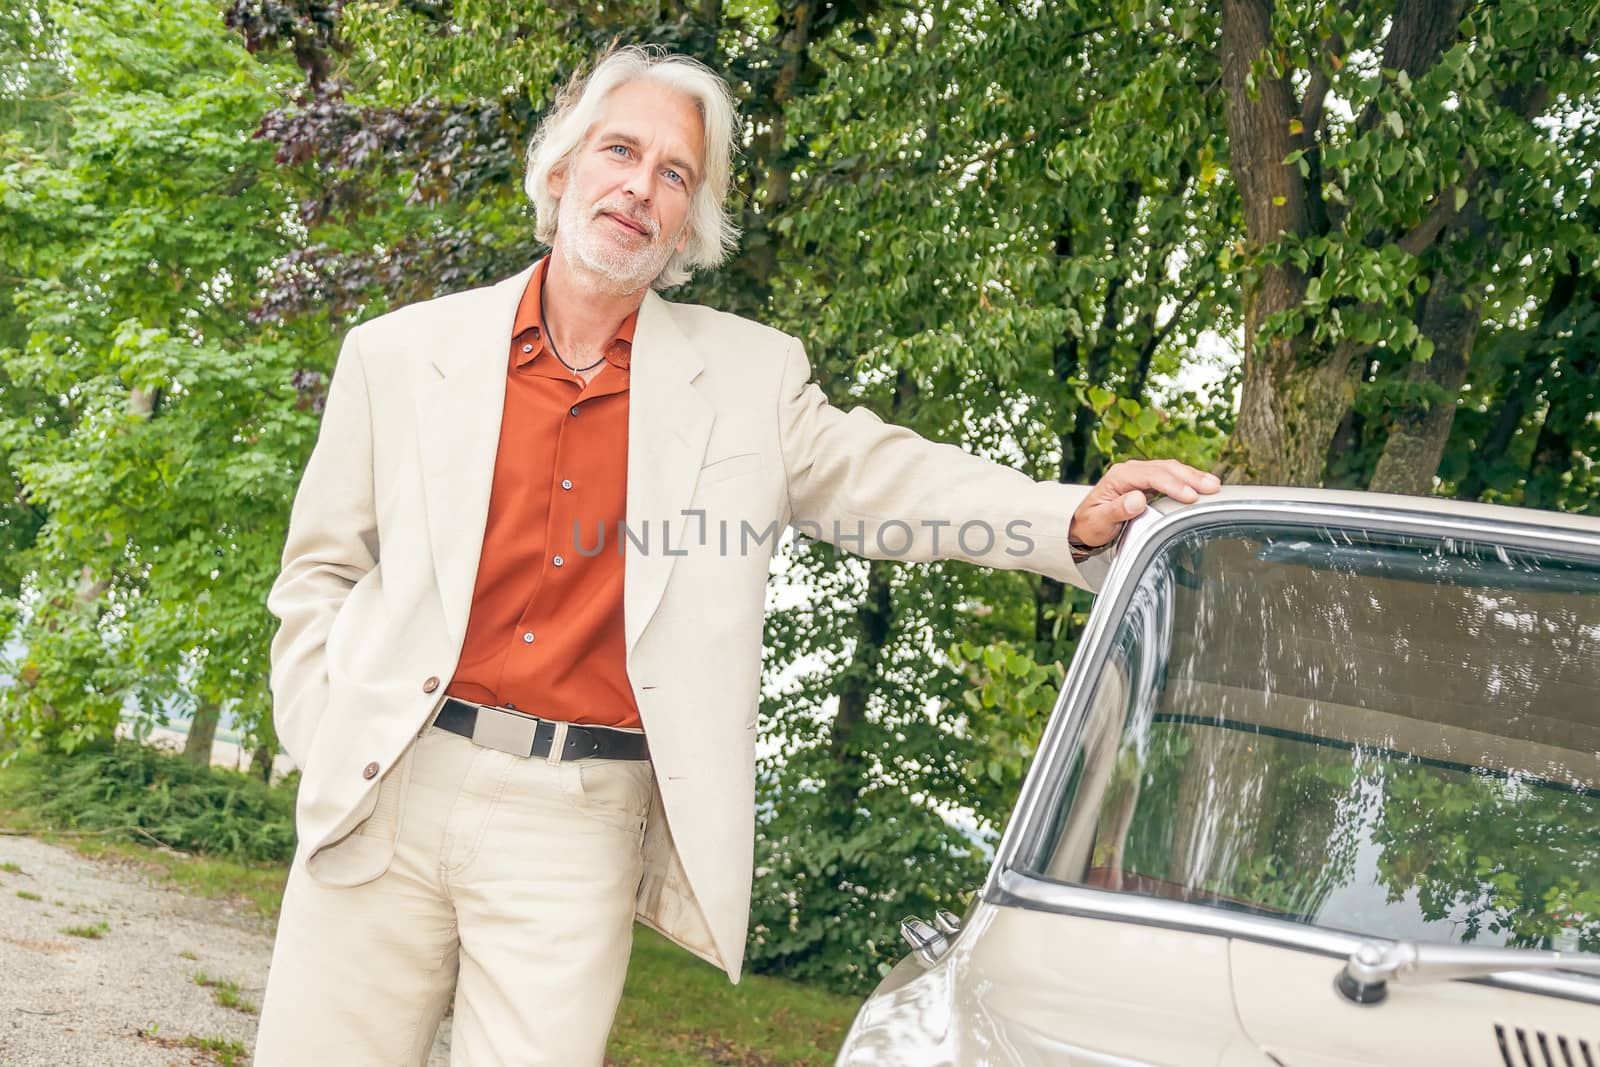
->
[12,741,296,863]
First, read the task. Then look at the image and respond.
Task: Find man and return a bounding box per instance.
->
[255,45,1218,1066]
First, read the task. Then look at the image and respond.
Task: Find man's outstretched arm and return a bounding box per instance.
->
[776,339,1216,587]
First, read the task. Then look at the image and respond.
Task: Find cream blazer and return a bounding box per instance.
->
[267,262,1100,981]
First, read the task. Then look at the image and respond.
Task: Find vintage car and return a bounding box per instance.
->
[837,487,1600,1066]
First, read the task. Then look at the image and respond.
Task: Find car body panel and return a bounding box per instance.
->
[837,902,1276,1066]
[1229,938,1600,1067]
[839,490,1600,1064]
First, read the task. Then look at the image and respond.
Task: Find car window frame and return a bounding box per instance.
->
[983,497,1600,1007]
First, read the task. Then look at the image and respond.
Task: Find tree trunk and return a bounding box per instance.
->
[1214,0,1348,486]
[1035,225,1120,655]
[1456,254,1580,501]
[1218,0,1475,487]
[183,699,221,766]
[1367,268,1482,494]
[250,739,276,783]
[826,558,893,817]
[739,0,816,295]
[1524,315,1599,510]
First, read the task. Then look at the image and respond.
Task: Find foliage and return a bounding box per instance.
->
[0,0,316,756]
[1207,0,1600,491]
[609,927,858,1066]
[1373,765,1600,951]
[5,740,297,862]
[0,0,1593,996]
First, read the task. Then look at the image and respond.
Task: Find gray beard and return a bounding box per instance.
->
[556,195,680,295]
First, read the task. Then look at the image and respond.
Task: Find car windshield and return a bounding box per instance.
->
[1024,520,1600,953]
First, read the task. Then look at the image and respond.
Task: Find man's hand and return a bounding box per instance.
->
[1069,459,1221,552]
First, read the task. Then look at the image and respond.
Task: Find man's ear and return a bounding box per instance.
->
[548,164,567,200]
[674,224,692,254]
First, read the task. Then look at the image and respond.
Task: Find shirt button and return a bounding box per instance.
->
[522,632,535,644]
[362,761,380,780]
[552,555,564,567]
[561,479,572,491]
[422,676,440,693]
[570,405,579,417]
[521,343,533,353]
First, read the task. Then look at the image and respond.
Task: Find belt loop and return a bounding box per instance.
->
[545,720,569,766]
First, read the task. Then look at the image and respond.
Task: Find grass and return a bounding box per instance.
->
[181,1034,250,1067]
[0,744,860,1064]
[62,921,109,939]
[135,1026,249,1067]
[65,833,287,920]
[15,889,40,901]
[608,927,859,1066]
[16,741,293,859]
[1,860,21,873]
[0,748,288,920]
[193,972,258,1014]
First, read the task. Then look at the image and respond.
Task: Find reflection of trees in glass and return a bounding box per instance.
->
[1371,765,1600,951]
[1108,728,1189,879]
[1043,521,1600,949]
[1104,724,1361,919]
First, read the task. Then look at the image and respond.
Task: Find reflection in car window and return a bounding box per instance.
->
[1025,523,1600,953]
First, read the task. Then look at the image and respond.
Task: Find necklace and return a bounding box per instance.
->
[539,274,607,375]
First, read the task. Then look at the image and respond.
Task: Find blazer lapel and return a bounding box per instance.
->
[415,263,536,649]
[625,291,715,656]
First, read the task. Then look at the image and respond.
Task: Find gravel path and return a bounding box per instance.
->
[0,834,451,1066]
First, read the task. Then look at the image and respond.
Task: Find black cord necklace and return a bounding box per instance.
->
[539,274,606,374]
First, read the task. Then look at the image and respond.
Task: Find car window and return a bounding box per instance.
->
[1024,522,1600,953]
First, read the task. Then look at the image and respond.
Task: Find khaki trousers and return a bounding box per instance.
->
[255,725,655,1066]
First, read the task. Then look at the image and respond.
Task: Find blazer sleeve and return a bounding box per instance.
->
[775,337,1106,592]
[266,325,380,767]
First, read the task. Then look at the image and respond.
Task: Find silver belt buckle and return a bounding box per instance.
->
[470,705,540,757]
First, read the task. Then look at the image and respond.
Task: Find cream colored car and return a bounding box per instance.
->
[838,488,1600,1066]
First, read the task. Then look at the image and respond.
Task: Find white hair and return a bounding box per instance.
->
[523,46,740,289]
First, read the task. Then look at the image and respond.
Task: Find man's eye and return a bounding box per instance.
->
[608,145,629,157]
[664,169,683,185]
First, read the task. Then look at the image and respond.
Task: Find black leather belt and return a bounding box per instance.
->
[431,697,649,762]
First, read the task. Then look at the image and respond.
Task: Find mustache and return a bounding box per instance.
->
[590,199,660,238]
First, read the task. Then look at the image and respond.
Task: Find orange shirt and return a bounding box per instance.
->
[445,257,642,729]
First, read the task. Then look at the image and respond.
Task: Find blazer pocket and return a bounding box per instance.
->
[696,451,761,487]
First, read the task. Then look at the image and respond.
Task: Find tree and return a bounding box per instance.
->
[1212,0,1599,490]
[0,0,309,754]
[1,0,1590,993]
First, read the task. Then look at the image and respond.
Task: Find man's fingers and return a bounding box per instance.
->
[1072,459,1222,552]
[1144,460,1217,502]
[1104,460,1220,504]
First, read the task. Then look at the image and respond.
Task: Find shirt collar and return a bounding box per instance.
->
[512,256,637,372]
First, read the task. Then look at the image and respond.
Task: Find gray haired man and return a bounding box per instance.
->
[254,45,1218,1066]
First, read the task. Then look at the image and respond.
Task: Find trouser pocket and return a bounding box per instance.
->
[560,759,654,837]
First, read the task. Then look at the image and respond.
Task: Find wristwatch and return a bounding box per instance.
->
[1069,523,1124,564]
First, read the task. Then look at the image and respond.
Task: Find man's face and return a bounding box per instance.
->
[549,79,705,293]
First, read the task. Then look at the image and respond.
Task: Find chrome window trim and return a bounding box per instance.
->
[982,497,1600,1005]
[986,870,1600,1006]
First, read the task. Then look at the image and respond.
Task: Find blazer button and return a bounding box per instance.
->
[422,675,440,693]
[362,761,380,780]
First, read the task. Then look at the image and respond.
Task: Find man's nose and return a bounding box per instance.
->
[621,161,655,204]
